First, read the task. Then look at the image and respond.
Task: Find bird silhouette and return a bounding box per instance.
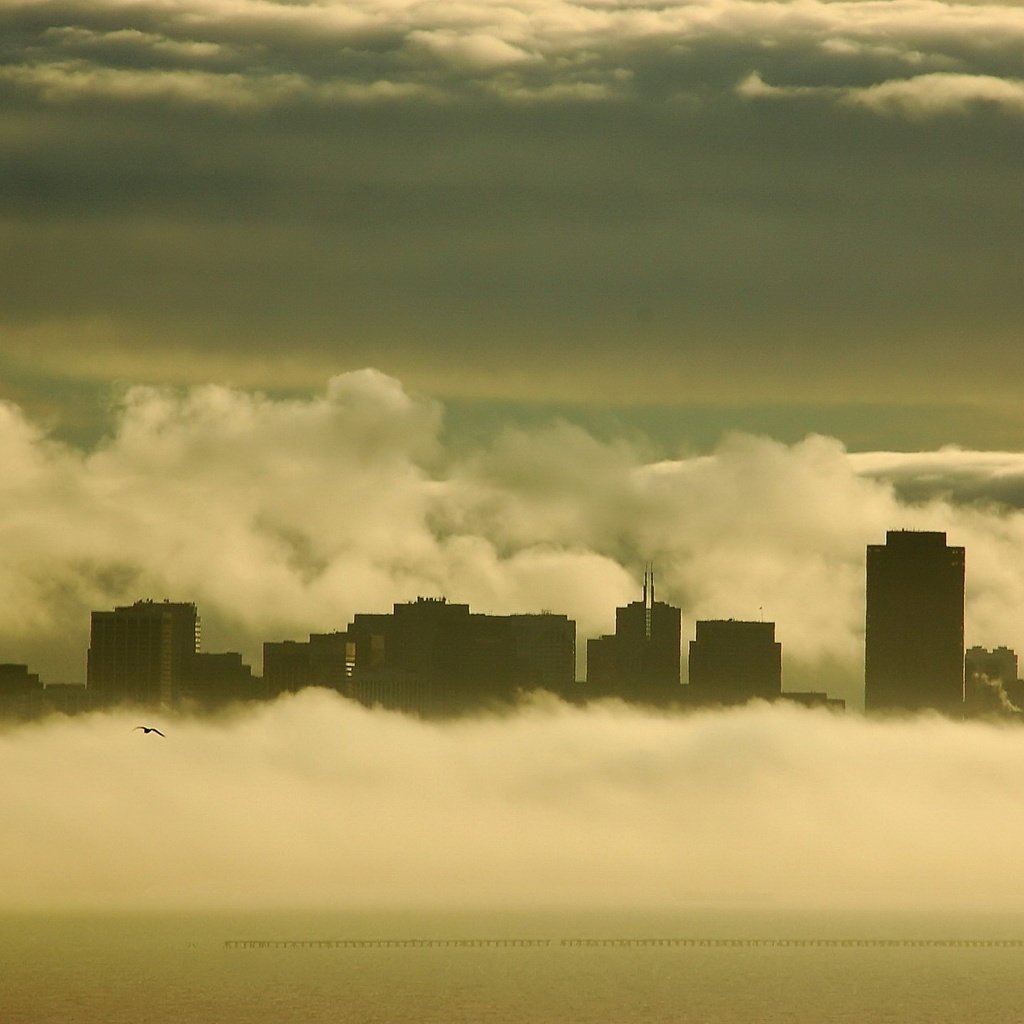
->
[133,726,165,737]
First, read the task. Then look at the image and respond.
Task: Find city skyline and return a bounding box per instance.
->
[5,1,1024,717]
[6,372,1024,710]
[8,592,854,717]
[7,527,1023,718]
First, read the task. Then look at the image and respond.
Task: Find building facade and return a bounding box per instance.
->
[964,645,1021,716]
[687,619,782,705]
[587,570,681,704]
[864,530,965,715]
[0,663,43,719]
[87,600,200,706]
[265,599,576,715]
[182,651,259,706]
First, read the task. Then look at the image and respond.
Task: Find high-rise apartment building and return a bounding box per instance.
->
[87,599,200,706]
[864,530,964,714]
[687,619,782,705]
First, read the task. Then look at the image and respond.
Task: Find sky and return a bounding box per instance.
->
[3,1,1024,702]
[3,0,1024,449]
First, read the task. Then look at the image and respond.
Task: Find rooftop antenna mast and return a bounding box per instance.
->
[644,562,654,638]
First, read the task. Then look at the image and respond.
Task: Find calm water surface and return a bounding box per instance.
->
[4,908,1024,1023]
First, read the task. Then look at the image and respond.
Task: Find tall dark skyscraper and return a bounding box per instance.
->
[587,569,681,704]
[864,530,965,715]
[687,619,782,705]
[87,599,200,706]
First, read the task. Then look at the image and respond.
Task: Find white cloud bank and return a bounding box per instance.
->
[739,70,1024,118]
[3,692,1024,911]
[5,0,1024,115]
[4,370,1024,706]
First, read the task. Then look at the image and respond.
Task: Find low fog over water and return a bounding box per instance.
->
[8,372,1024,706]
[4,692,1023,912]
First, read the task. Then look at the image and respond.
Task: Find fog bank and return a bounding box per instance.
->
[3,693,1022,912]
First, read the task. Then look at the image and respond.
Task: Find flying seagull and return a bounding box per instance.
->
[133,726,165,737]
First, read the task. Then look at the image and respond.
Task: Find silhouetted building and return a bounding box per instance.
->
[964,645,1021,717]
[42,683,91,716]
[345,598,575,714]
[507,614,576,695]
[261,600,574,715]
[586,569,681,704]
[0,662,41,692]
[387,599,478,704]
[263,631,355,697]
[0,663,43,719]
[263,639,313,696]
[965,645,1016,686]
[864,531,964,715]
[309,631,354,690]
[688,619,782,705]
[182,651,260,706]
[87,600,200,706]
[0,667,93,719]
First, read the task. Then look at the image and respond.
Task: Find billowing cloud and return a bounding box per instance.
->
[407,29,536,72]
[4,0,1024,113]
[739,70,1024,118]
[849,71,1024,117]
[5,692,1024,911]
[851,449,1024,506]
[0,61,439,109]
[5,372,1024,707]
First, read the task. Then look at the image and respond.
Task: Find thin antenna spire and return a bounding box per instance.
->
[650,563,655,604]
[642,565,648,604]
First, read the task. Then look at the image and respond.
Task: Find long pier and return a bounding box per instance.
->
[224,937,1024,950]
[224,938,553,949]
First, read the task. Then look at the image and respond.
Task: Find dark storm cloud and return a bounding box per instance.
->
[3,1,1024,441]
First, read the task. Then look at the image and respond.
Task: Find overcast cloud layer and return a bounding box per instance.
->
[6,371,1024,705]
[3,0,1024,446]
[4,692,1024,911]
